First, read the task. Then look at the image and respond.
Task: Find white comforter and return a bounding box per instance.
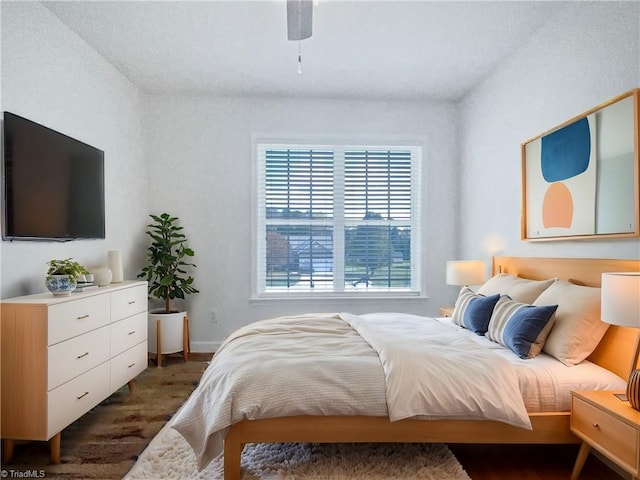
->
[172,313,531,470]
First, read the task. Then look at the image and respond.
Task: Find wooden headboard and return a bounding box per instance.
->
[492,256,640,380]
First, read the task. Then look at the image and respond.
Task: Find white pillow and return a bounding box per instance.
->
[477,274,557,304]
[534,280,608,366]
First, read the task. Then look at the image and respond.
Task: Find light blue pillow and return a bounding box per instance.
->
[487,295,558,359]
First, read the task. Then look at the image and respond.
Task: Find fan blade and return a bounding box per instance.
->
[287,0,313,41]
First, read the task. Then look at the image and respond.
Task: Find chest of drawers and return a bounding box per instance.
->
[1,281,148,463]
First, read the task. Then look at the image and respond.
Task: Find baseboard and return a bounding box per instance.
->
[190,341,221,354]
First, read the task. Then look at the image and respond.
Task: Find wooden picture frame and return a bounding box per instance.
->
[521,88,640,241]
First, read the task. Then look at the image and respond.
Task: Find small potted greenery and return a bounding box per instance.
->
[46,258,89,296]
[138,213,198,365]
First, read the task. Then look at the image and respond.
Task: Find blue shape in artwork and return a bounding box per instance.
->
[541,117,591,182]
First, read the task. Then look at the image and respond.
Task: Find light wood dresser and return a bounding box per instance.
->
[1,280,148,463]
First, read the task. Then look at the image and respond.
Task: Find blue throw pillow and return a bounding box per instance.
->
[487,295,558,359]
[451,286,480,328]
[462,293,500,335]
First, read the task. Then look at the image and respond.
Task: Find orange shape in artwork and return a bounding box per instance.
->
[542,182,573,228]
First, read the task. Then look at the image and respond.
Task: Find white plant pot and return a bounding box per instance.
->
[148,309,187,355]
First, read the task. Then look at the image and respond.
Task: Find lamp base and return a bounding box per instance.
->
[627,369,640,411]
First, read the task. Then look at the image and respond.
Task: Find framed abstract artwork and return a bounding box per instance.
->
[521,88,640,241]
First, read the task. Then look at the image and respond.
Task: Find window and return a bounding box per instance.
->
[255,141,421,296]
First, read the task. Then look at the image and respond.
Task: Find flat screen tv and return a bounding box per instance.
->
[3,112,105,241]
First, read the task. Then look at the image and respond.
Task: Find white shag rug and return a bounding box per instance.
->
[125,421,471,480]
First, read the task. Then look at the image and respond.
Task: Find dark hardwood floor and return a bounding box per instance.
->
[450,443,626,480]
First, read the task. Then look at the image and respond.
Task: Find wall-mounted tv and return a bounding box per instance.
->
[2,112,105,241]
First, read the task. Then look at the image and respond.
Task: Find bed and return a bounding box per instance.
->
[173,256,640,480]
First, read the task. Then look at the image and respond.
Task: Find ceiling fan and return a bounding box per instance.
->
[287,0,313,73]
[287,0,313,41]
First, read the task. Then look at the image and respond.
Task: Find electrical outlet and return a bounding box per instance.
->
[210,308,219,324]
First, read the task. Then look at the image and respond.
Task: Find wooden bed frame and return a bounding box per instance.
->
[223,256,640,479]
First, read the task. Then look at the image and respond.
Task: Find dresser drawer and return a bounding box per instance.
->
[48,294,110,345]
[47,361,110,438]
[572,396,638,469]
[111,285,147,321]
[111,341,147,393]
[111,312,147,357]
[48,325,111,390]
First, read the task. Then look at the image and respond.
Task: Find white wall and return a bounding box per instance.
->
[144,96,459,350]
[6,1,635,351]
[458,1,640,293]
[0,2,147,298]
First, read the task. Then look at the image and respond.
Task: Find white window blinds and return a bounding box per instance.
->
[256,142,421,296]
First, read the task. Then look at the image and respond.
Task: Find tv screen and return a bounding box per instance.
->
[3,112,105,240]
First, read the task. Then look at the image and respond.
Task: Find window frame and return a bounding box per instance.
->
[251,136,423,300]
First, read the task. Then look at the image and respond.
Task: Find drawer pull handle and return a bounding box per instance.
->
[77,314,90,320]
[77,391,89,400]
[592,423,600,429]
[128,363,136,368]
[77,352,89,359]
[128,331,136,335]
[128,300,136,305]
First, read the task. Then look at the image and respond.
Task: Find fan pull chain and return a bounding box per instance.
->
[297,0,303,74]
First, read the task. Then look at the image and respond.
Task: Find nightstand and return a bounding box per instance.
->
[439,306,454,317]
[570,390,640,480]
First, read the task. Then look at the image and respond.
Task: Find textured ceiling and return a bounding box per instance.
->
[44,1,567,101]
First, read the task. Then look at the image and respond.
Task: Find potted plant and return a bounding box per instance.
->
[46,258,89,296]
[138,213,198,366]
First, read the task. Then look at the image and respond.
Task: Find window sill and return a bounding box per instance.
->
[249,292,430,304]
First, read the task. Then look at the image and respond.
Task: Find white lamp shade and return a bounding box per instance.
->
[601,272,640,327]
[446,260,486,286]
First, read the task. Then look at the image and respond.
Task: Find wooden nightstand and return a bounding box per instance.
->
[570,390,640,480]
[439,306,454,317]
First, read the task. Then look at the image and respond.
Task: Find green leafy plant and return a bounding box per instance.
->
[138,213,198,314]
[46,258,89,282]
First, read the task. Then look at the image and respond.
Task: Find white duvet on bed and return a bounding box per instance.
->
[172,312,532,470]
[340,312,531,425]
[430,315,626,412]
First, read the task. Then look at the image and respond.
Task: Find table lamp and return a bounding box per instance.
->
[446,260,486,288]
[601,272,640,410]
